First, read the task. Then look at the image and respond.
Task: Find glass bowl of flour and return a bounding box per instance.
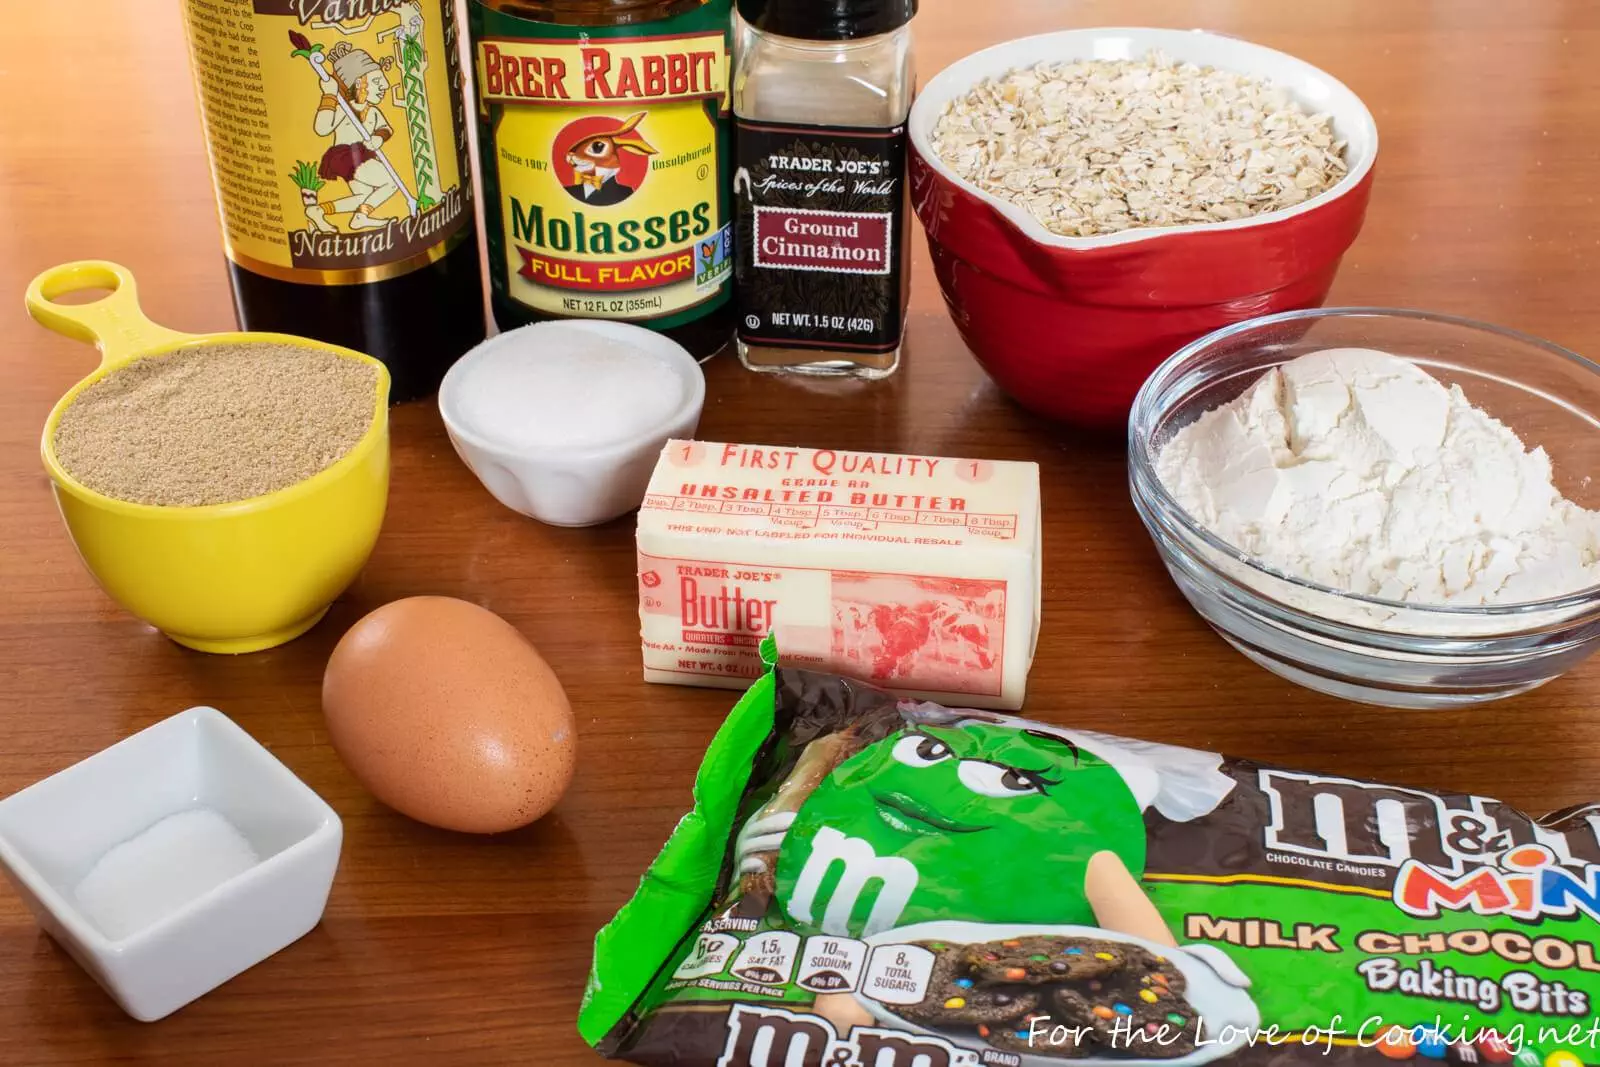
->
[1129,307,1600,708]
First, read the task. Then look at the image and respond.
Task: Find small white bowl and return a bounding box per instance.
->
[438,320,706,527]
[0,707,342,1021]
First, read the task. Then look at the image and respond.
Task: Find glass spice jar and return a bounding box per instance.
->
[732,0,916,379]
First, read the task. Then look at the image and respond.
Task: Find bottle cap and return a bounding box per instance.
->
[737,0,916,41]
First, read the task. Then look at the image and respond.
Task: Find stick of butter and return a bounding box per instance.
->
[636,440,1041,709]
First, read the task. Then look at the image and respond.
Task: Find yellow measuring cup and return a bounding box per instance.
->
[26,260,391,653]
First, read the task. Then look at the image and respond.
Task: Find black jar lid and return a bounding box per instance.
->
[737,0,916,41]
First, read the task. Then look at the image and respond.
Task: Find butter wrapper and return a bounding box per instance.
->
[635,440,1040,709]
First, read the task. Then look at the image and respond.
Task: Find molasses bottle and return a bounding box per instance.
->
[467,0,735,359]
[181,0,485,402]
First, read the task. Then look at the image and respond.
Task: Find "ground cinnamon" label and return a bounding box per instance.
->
[734,119,908,354]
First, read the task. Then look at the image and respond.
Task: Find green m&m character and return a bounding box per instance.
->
[770,720,1149,937]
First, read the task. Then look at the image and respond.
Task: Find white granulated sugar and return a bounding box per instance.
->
[74,808,260,941]
[457,328,685,450]
[1156,348,1600,606]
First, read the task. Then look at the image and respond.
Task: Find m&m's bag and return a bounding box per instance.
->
[581,642,1600,1067]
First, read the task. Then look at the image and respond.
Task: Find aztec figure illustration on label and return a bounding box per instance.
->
[184,0,474,282]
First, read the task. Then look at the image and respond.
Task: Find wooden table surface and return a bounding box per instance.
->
[4,0,1600,1063]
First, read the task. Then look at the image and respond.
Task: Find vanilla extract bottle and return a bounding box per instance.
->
[181,0,485,402]
[732,0,916,378]
[467,0,736,359]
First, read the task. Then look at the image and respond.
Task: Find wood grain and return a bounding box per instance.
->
[4,1,1600,1063]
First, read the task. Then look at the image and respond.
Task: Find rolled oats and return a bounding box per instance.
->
[930,52,1348,238]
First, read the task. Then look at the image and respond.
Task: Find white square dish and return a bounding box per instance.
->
[0,706,342,1021]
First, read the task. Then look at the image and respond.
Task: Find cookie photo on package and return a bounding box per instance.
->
[579,640,1600,1067]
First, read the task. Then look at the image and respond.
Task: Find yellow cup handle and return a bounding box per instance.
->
[24,261,192,370]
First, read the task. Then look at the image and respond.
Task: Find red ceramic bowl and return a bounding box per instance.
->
[909,28,1378,428]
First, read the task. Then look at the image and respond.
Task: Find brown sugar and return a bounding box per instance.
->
[53,342,379,507]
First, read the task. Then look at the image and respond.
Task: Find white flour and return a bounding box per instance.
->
[1155,348,1600,606]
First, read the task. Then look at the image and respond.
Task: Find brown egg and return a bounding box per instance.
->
[322,596,576,833]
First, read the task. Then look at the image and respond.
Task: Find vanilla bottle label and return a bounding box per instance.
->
[733,118,908,353]
[181,0,475,284]
[468,0,734,327]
